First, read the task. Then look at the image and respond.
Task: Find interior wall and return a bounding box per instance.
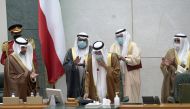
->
[60,0,190,99]
[0,0,8,72]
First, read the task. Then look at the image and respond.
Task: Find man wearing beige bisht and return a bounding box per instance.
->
[110,29,142,103]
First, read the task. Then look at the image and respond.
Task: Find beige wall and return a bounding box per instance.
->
[0,0,8,72]
[60,0,190,99]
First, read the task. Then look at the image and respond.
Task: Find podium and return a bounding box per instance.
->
[1,96,47,109]
[0,104,48,109]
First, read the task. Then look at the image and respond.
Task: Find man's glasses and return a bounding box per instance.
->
[116,34,123,38]
[174,38,180,44]
[78,38,87,41]
[94,50,102,55]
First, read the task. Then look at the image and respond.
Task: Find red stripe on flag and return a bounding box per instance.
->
[38,4,64,84]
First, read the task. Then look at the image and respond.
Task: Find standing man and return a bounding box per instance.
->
[3,37,38,102]
[160,33,190,103]
[110,29,142,103]
[63,32,90,98]
[84,41,120,103]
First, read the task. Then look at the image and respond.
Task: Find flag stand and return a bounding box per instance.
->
[53,84,55,89]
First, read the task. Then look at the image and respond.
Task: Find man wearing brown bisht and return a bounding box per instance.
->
[3,37,38,102]
[83,41,120,103]
[160,33,190,103]
[110,29,142,103]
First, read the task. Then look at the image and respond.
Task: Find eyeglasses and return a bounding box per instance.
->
[116,34,123,38]
[78,38,87,41]
[174,38,180,44]
[94,50,102,55]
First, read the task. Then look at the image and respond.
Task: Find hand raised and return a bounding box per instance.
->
[30,72,39,79]
[74,56,81,64]
[97,60,107,69]
[162,58,174,66]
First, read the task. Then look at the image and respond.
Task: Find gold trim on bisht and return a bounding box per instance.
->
[107,53,112,67]
[72,47,77,61]
[28,37,36,49]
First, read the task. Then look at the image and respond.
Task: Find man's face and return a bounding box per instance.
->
[174,37,180,44]
[77,37,88,49]
[116,33,124,46]
[20,46,27,55]
[94,50,103,61]
[174,37,181,51]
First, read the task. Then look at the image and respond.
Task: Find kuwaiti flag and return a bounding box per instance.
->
[38,0,66,84]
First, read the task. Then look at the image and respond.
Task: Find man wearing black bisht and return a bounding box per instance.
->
[63,32,90,98]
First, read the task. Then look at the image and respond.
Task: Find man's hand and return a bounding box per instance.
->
[83,93,89,99]
[97,60,107,69]
[181,64,186,68]
[30,72,39,79]
[162,57,174,66]
[119,55,126,61]
[74,56,81,64]
[119,55,128,64]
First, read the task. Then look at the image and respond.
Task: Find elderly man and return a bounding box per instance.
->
[84,41,120,103]
[160,33,190,103]
[3,37,38,102]
[110,29,142,103]
[63,32,91,98]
